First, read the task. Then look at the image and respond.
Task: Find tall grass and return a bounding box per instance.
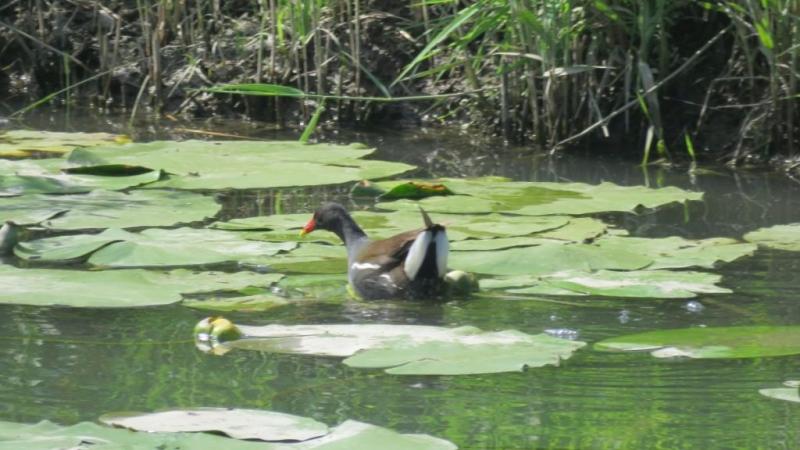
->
[0,0,797,161]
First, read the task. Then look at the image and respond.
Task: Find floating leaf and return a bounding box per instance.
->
[759,386,800,404]
[184,294,290,312]
[744,223,800,251]
[64,140,415,190]
[594,235,756,270]
[505,270,730,298]
[17,227,295,268]
[100,408,329,442]
[380,181,455,200]
[450,243,652,276]
[206,320,585,375]
[0,130,130,158]
[376,178,701,216]
[595,326,800,359]
[0,417,456,449]
[0,189,220,229]
[0,265,281,307]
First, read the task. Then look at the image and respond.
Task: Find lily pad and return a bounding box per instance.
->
[184,294,290,311]
[16,227,296,268]
[0,264,281,307]
[379,181,455,199]
[744,223,800,251]
[594,235,756,270]
[206,320,585,375]
[759,383,800,403]
[376,178,701,216]
[64,140,415,190]
[0,189,220,229]
[0,129,130,158]
[0,418,456,450]
[450,243,652,276]
[100,408,329,442]
[595,326,800,359]
[504,270,730,298]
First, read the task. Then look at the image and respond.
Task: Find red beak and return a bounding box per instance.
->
[300,218,316,236]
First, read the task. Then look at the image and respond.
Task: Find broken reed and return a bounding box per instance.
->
[3,0,798,160]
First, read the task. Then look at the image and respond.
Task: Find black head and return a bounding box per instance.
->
[301,202,352,235]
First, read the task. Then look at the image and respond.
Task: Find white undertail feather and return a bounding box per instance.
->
[403,230,432,280]
[435,229,449,276]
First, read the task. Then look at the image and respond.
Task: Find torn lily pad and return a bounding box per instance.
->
[64,140,415,190]
[595,326,800,359]
[16,227,295,268]
[0,129,130,158]
[1,189,220,229]
[0,265,281,307]
[744,223,800,251]
[198,318,586,375]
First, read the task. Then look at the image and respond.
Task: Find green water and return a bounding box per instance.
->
[2,117,800,449]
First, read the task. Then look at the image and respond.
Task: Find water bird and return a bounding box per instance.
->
[300,202,449,300]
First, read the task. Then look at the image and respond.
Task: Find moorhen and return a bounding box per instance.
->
[300,202,449,300]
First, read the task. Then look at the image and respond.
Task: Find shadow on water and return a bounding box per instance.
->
[1,111,800,449]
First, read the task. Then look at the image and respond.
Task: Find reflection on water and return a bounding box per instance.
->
[1,112,800,448]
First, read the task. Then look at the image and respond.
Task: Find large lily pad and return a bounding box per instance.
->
[0,159,162,195]
[0,264,282,307]
[16,227,296,268]
[376,178,701,216]
[450,243,652,276]
[205,320,586,375]
[0,189,220,229]
[100,408,329,441]
[500,270,730,298]
[0,418,456,450]
[0,129,130,157]
[64,140,415,190]
[595,326,800,359]
[744,223,800,251]
[594,235,756,270]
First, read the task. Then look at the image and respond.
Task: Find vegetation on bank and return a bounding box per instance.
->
[0,1,797,164]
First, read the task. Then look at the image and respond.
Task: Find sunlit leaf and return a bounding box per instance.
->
[744,223,800,251]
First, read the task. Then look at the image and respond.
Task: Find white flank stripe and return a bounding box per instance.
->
[404,230,431,280]
[435,230,449,277]
[350,262,381,271]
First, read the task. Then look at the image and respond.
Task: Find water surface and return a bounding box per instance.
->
[1,114,799,449]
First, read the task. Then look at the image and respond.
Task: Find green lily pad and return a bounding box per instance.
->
[0,129,130,158]
[0,264,281,307]
[184,294,290,311]
[595,326,800,359]
[379,181,455,199]
[100,408,329,442]
[759,387,800,403]
[0,189,220,229]
[16,227,296,268]
[450,236,562,251]
[594,235,756,270]
[744,223,800,251]
[450,243,652,276]
[504,270,730,298]
[212,321,585,375]
[376,178,701,216]
[0,417,456,449]
[0,159,163,195]
[64,140,415,190]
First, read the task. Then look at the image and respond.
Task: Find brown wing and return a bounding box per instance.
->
[356,228,423,266]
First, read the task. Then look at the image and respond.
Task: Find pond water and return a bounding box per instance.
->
[1,113,800,448]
